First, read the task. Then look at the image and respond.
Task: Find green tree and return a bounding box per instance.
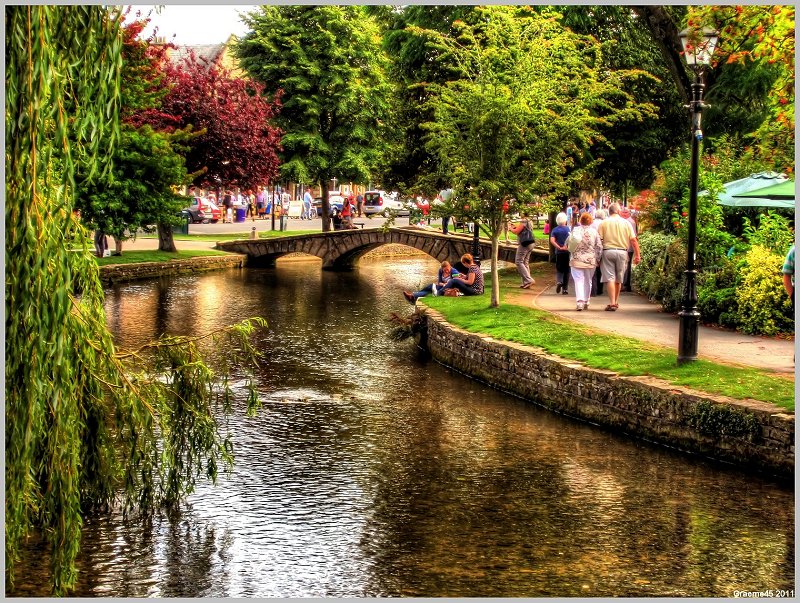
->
[75,15,194,253]
[379,5,473,196]
[559,5,687,198]
[421,6,657,306]
[235,5,392,231]
[78,124,194,253]
[6,6,264,593]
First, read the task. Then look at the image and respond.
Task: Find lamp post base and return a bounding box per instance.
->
[677,309,700,365]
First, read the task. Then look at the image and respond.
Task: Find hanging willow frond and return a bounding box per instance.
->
[5,7,267,594]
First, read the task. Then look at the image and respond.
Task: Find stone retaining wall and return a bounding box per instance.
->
[417,308,794,478]
[99,254,244,285]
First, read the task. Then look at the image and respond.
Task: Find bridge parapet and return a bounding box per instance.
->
[215,226,548,270]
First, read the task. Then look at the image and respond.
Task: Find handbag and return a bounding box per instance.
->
[518,220,535,246]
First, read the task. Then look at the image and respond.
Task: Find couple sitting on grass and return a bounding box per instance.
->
[403,253,484,304]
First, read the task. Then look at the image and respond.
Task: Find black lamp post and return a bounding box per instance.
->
[677,26,719,365]
[472,218,481,265]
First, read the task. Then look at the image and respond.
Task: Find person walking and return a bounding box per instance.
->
[356,192,363,218]
[590,208,606,298]
[782,244,795,310]
[550,212,571,295]
[303,188,313,221]
[508,210,536,289]
[620,205,638,292]
[568,212,603,311]
[597,202,641,311]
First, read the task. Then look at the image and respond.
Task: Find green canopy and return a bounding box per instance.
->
[709,172,795,208]
[731,179,795,206]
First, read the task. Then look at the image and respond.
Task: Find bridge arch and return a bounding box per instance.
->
[215,227,547,270]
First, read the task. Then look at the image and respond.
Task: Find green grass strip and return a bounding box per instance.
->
[422,270,794,410]
[95,249,228,266]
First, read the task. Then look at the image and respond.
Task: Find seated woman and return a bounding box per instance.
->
[441,253,484,296]
[403,261,460,304]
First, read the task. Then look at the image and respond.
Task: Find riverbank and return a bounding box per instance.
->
[415,303,793,478]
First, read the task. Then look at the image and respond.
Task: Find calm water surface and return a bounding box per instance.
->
[11,257,795,597]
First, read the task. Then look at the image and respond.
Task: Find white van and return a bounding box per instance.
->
[363,190,408,216]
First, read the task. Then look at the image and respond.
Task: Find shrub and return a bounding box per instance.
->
[735,245,794,335]
[633,231,685,312]
[697,258,739,328]
[742,211,794,257]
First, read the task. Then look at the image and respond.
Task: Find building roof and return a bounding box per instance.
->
[169,43,226,68]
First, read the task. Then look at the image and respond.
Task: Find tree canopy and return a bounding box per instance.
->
[235,5,392,229]
[140,49,284,192]
[420,5,658,306]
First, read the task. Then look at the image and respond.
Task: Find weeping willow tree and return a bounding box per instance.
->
[6,6,264,594]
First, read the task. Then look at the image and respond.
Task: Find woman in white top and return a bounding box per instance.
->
[568,212,604,311]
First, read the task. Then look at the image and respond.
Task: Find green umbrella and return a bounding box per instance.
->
[703,171,789,207]
[731,179,795,207]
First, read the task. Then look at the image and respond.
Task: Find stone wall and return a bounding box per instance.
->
[417,308,794,479]
[99,254,244,285]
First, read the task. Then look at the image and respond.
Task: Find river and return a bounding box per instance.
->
[9,257,795,597]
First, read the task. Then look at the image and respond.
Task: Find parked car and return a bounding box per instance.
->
[185,197,221,223]
[313,192,345,216]
[363,190,409,216]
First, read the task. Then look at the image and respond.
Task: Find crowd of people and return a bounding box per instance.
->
[545,201,640,311]
[401,197,640,313]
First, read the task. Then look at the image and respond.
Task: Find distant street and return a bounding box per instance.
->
[186,213,415,236]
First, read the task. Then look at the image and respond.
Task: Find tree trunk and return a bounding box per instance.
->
[631,5,693,104]
[157,223,177,252]
[320,184,331,232]
[490,236,500,308]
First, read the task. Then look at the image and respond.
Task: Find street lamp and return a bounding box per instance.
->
[677,26,719,365]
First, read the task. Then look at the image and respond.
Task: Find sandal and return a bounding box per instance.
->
[611,304,619,309]
[604,304,616,312]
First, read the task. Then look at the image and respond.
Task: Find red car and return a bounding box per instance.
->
[186,197,221,223]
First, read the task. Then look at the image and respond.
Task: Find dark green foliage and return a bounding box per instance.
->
[77,124,194,239]
[686,401,760,441]
[696,260,739,328]
[633,231,685,312]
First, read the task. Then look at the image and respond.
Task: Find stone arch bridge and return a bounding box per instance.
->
[216,227,549,270]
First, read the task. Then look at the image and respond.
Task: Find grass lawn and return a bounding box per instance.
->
[95,249,228,266]
[422,269,794,411]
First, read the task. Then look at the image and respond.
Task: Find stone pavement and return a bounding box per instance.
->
[115,235,796,376]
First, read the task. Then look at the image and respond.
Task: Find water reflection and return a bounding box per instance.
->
[10,257,794,597]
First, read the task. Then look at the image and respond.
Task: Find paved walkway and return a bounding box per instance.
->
[116,234,796,376]
[525,271,795,375]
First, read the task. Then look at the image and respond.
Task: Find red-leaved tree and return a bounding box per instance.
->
[141,51,283,191]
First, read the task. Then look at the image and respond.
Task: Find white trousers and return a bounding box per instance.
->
[570,266,595,303]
